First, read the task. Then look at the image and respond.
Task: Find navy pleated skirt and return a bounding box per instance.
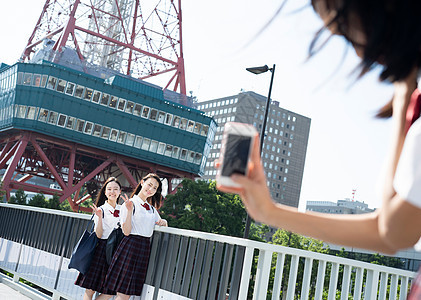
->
[103,234,151,296]
[74,239,116,295]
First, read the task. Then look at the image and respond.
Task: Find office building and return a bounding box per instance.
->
[197,91,311,208]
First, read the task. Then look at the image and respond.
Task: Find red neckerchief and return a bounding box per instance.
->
[142,203,150,211]
[405,88,421,134]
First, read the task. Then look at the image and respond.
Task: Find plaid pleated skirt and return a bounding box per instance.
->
[74,239,116,295]
[103,234,151,296]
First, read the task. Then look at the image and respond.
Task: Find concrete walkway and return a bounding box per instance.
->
[0,282,33,299]
[0,275,48,300]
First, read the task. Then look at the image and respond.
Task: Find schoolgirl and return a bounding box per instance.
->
[103,173,168,300]
[75,177,122,300]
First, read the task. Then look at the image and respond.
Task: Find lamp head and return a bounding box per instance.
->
[246,65,270,75]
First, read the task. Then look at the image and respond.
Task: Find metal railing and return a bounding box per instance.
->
[0,203,416,299]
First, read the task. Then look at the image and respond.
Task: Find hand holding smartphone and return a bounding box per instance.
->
[216,122,257,187]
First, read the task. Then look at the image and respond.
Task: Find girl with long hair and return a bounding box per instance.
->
[103,173,168,300]
[75,177,122,300]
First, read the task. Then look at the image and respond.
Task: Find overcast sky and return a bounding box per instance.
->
[0,0,395,211]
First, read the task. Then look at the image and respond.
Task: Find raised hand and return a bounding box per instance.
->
[156,219,168,226]
[90,204,103,218]
[122,194,134,212]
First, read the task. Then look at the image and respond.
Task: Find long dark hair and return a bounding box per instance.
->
[130,173,163,209]
[95,177,122,207]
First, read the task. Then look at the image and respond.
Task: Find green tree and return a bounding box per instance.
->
[9,189,27,205]
[48,193,61,209]
[28,193,47,208]
[160,179,247,237]
[248,223,270,242]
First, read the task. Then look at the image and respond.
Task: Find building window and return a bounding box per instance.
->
[117,98,126,111]
[125,101,134,114]
[172,116,180,128]
[74,85,84,98]
[133,104,142,116]
[157,111,165,123]
[142,106,150,118]
[76,119,85,132]
[92,91,101,103]
[142,138,151,150]
[92,124,102,137]
[84,122,93,134]
[149,109,158,121]
[65,82,75,95]
[26,107,38,120]
[117,131,126,143]
[109,96,118,108]
[187,120,195,132]
[101,94,110,106]
[56,79,67,92]
[150,140,158,152]
[134,136,143,148]
[109,129,118,141]
[101,127,111,139]
[32,74,41,87]
[180,149,187,160]
[165,113,173,125]
[84,88,93,101]
[46,76,58,89]
[179,118,187,130]
[38,109,49,122]
[157,142,165,154]
[164,145,173,157]
[66,116,76,130]
[57,114,67,127]
[126,133,135,146]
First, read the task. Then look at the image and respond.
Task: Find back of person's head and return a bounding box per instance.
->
[95,177,122,207]
[130,173,163,209]
[311,0,421,82]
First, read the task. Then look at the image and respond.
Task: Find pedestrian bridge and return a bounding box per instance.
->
[0,203,416,299]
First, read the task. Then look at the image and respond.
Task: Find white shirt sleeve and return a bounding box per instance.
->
[120,202,128,224]
[394,118,421,208]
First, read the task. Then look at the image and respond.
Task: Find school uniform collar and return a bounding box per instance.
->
[133,195,152,211]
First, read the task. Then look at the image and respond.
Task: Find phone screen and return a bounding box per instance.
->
[221,134,252,176]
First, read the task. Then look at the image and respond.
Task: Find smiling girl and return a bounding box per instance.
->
[75,177,122,300]
[102,173,167,300]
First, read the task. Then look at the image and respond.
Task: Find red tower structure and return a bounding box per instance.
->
[21,0,186,95]
[0,0,214,211]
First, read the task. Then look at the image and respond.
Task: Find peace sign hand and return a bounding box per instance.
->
[122,194,134,212]
[90,204,102,218]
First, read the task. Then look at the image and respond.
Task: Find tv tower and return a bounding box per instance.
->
[20,0,186,95]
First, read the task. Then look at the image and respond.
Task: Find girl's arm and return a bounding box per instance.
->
[218,138,396,254]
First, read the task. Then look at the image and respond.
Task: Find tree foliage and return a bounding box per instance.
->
[9,189,27,205]
[160,179,247,237]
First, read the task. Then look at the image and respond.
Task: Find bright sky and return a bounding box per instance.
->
[0,0,395,211]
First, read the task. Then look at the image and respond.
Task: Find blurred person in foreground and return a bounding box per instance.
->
[217,0,421,297]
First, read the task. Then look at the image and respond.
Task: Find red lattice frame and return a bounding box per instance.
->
[20,0,186,95]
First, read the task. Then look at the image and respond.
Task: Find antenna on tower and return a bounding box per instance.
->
[351,189,356,202]
[20,0,186,97]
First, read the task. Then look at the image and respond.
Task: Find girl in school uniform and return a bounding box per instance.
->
[103,173,168,300]
[75,177,122,300]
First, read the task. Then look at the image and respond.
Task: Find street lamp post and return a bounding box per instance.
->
[243,64,276,238]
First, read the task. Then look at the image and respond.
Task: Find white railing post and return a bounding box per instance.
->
[340,265,351,300]
[314,260,326,300]
[301,257,313,299]
[389,274,398,299]
[272,253,285,300]
[328,262,339,300]
[365,269,380,300]
[253,249,273,300]
[399,276,409,300]
[378,272,388,300]
[238,246,254,300]
[286,255,300,300]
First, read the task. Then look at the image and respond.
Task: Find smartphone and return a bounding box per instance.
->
[216,122,256,187]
